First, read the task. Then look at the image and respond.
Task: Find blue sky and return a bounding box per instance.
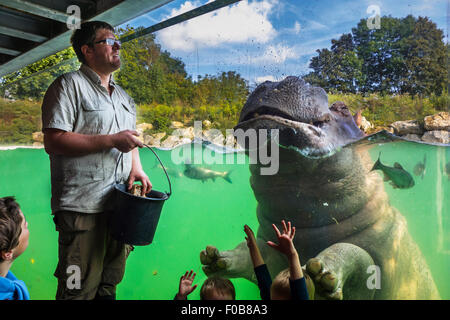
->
[120,0,448,87]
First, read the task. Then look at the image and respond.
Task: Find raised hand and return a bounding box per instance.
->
[176,270,198,300]
[266,220,297,258]
[244,224,257,249]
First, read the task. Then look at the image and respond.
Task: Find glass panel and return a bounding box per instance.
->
[0,0,448,300]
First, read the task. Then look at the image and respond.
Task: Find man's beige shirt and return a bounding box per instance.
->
[42,64,136,214]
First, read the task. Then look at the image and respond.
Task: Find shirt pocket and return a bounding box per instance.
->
[121,99,136,130]
[79,98,107,134]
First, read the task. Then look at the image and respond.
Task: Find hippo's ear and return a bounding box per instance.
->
[330,101,365,140]
[330,101,352,118]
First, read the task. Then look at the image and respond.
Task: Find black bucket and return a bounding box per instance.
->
[110,144,172,245]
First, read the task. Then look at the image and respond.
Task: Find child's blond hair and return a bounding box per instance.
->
[271,268,315,300]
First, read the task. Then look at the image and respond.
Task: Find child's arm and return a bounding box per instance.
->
[244,225,271,300]
[267,220,309,300]
[175,270,198,300]
[267,220,303,280]
[244,225,265,267]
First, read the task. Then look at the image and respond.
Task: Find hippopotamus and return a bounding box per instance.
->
[200,76,440,300]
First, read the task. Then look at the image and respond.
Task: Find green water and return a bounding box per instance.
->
[0,140,449,299]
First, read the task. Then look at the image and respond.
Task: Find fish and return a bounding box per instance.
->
[183,164,232,183]
[413,154,426,180]
[371,152,415,189]
[152,162,183,178]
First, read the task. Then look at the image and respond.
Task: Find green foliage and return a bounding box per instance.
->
[0,48,79,100]
[136,102,242,135]
[114,26,193,105]
[328,92,444,129]
[0,99,41,145]
[304,15,447,96]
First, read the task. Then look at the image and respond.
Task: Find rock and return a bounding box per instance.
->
[421,130,449,144]
[144,132,166,147]
[203,120,212,129]
[403,134,422,142]
[203,129,224,146]
[224,134,236,148]
[360,116,373,133]
[160,135,191,149]
[388,120,424,136]
[172,127,194,140]
[384,126,395,134]
[424,112,450,131]
[153,132,166,140]
[143,135,153,145]
[32,131,44,143]
[170,121,184,129]
[136,122,153,132]
[160,135,180,148]
[146,138,161,148]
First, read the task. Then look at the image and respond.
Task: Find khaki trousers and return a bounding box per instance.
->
[53,210,133,300]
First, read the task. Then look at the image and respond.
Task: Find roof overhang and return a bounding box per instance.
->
[0,0,172,78]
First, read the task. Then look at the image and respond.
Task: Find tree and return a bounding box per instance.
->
[304,34,364,93]
[303,15,447,96]
[0,48,78,100]
[115,26,192,105]
[401,17,447,95]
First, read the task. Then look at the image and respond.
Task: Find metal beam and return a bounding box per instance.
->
[0,25,47,42]
[0,47,21,56]
[120,0,241,43]
[2,0,242,86]
[0,0,173,78]
[0,0,70,23]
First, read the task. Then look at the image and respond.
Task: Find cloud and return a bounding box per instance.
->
[294,21,301,34]
[157,0,278,52]
[255,75,277,83]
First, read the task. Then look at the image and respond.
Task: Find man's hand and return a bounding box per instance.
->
[176,270,198,300]
[112,130,143,153]
[127,167,152,196]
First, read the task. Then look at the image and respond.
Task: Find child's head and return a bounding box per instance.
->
[200,277,236,300]
[0,197,29,263]
[271,268,315,300]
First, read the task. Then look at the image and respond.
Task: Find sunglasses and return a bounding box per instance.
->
[94,38,121,47]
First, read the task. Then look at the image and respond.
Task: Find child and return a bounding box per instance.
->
[244,220,311,300]
[0,196,30,300]
[175,270,235,300]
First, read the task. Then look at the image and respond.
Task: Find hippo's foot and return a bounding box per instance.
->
[305,258,343,300]
[200,243,254,281]
[305,243,376,300]
[200,245,229,276]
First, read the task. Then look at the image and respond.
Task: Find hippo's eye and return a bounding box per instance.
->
[312,114,331,128]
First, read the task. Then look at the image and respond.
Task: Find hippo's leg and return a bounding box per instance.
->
[305,243,376,300]
[200,239,272,282]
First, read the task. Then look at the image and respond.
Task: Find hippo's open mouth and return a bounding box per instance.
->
[234,106,338,157]
[241,106,331,129]
[233,77,364,157]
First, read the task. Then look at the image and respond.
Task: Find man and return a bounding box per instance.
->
[41,21,151,300]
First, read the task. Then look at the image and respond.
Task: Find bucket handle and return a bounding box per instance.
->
[114,144,172,197]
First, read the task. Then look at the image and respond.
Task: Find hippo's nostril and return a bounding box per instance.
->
[313,121,325,128]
